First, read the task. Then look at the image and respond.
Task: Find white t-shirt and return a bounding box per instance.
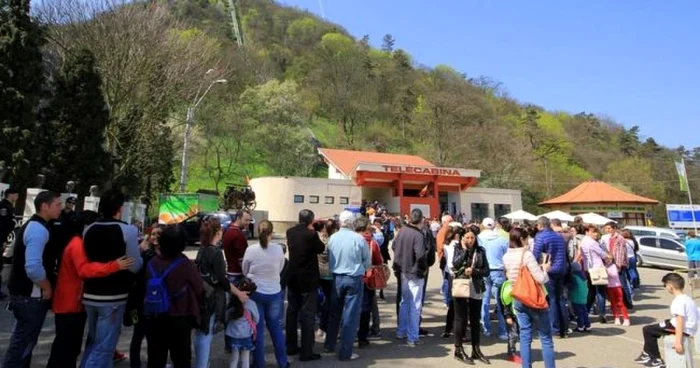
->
[670,294,699,336]
[242,242,286,295]
[626,240,635,259]
[445,240,458,276]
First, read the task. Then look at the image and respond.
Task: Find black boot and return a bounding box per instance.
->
[454,346,475,365]
[472,347,491,365]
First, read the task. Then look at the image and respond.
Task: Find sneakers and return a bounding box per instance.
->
[367,331,382,340]
[614,318,622,326]
[634,352,650,364]
[340,353,360,361]
[483,330,492,337]
[598,315,607,324]
[406,340,424,347]
[644,358,666,368]
[506,354,522,364]
[441,332,452,339]
[418,328,432,337]
[498,334,509,341]
[113,351,127,364]
[623,319,631,327]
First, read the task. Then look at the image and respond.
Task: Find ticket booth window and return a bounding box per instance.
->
[495,204,511,219]
[471,203,489,222]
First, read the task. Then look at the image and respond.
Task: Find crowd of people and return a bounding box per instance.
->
[0,188,699,368]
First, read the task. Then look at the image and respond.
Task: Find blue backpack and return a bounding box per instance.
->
[144,258,185,317]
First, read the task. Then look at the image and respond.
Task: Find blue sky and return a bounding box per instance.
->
[281,0,700,149]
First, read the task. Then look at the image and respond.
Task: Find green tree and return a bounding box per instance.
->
[43,48,110,195]
[381,33,395,53]
[602,157,664,201]
[0,0,45,188]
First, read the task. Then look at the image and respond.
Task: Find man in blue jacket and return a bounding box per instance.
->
[478,218,509,340]
[533,216,570,338]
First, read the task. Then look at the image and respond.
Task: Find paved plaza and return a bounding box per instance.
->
[1,253,699,367]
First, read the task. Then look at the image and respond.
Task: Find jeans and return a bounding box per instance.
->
[3,296,51,368]
[285,288,317,358]
[586,273,607,317]
[545,274,568,336]
[129,318,149,368]
[318,278,333,332]
[643,319,674,359]
[397,274,425,343]
[441,272,450,306]
[513,300,556,368]
[193,315,216,368]
[81,303,127,368]
[358,286,376,341]
[252,291,288,368]
[370,290,380,335]
[689,260,700,279]
[628,256,640,288]
[146,316,192,368]
[324,274,364,360]
[482,270,507,336]
[48,312,87,368]
[619,266,633,308]
[572,303,590,329]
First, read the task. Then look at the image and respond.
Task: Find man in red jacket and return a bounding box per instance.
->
[223,210,252,281]
[47,212,135,368]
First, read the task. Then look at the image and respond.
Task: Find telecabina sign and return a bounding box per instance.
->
[381,165,461,176]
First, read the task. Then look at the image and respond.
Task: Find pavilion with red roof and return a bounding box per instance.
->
[539,180,659,226]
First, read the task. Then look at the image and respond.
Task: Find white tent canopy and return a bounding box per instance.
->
[539,210,575,222]
[502,209,538,222]
[579,212,616,226]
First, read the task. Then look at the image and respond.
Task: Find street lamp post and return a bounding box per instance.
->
[178,76,227,192]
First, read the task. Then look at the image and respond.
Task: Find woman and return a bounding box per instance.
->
[442,225,464,338]
[242,221,288,368]
[146,225,205,368]
[580,225,611,323]
[194,217,249,368]
[357,218,385,348]
[622,229,640,291]
[503,228,554,368]
[316,219,338,337]
[451,226,490,365]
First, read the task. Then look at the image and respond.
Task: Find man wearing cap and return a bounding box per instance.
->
[478,218,509,340]
[324,211,370,361]
[0,187,19,299]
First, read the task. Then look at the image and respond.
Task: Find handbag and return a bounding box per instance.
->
[511,249,549,309]
[586,247,609,286]
[365,241,390,290]
[452,249,477,299]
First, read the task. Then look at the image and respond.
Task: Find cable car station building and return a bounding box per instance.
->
[251,149,522,231]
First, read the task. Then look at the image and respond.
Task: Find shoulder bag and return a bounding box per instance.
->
[512,249,549,309]
[365,242,391,290]
[452,249,477,299]
[586,245,609,286]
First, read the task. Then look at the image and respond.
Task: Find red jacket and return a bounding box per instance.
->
[53,236,121,314]
[223,225,248,274]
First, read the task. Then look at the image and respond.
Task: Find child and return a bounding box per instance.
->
[226,278,259,368]
[635,272,699,368]
[499,280,521,363]
[570,262,591,332]
[606,262,630,326]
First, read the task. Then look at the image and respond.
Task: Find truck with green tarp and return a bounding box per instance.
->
[158,193,219,224]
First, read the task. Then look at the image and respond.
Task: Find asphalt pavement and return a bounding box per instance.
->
[1,252,699,367]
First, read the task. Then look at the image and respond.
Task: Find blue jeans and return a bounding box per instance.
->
[396,274,425,343]
[482,270,507,336]
[545,274,568,335]
[193,315,216,368]
[572,303,590,329]
[251,291,288,368]
[513,300,556,368]
[81,304,127,368]
[628,256,640,288]
[619,267,633,307]
[441,272,450,306]
[3,296,50,368]
[325,274,364,360]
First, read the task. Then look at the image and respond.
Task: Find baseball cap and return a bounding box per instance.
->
[482,218,495,230]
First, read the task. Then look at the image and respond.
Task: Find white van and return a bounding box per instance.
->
[624,226,681,240]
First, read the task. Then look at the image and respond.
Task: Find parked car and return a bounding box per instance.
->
[182,211,236,247]
[625,226,681,240]
[636,235,687,270]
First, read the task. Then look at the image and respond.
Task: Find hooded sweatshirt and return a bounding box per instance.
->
[479,229,509,271]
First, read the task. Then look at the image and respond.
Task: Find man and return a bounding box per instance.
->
[286,209,325,361]
[532,216,570,338]
[45,196,82,284]
[324,211,370,361]
[436,214,453,307]
[3,191,62,367]
[478,218,509,340]
[222,210,251,281]
[686,231,700,278]
[603,221,632,309]
[496,217,511,239]
[0,187,19,299]
[81,189,143,367]
[393,209,428,346]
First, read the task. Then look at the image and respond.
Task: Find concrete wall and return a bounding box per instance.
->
[250,177,362,230]
[460,187,523,220]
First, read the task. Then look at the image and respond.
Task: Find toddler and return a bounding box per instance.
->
[225,278,259,368]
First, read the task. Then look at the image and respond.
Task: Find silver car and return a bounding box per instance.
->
[637,235,688,270]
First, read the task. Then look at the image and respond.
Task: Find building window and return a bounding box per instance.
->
[340,197,349,205]
[294,195,304,204]
[495,204,511,219]
[471,203,489,222]
[309,195,319,204]
[325,196,334,204]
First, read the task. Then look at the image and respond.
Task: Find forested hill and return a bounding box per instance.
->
[27,0,699,222]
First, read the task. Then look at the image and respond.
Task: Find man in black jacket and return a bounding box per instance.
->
[285,209,325,361]
[0,187,19,299]
[392,209,428,346]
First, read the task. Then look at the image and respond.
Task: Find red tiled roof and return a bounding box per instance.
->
[539,180,659,206]
[318,148,434,176]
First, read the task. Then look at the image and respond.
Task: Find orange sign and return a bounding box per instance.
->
[381,165,461,176]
